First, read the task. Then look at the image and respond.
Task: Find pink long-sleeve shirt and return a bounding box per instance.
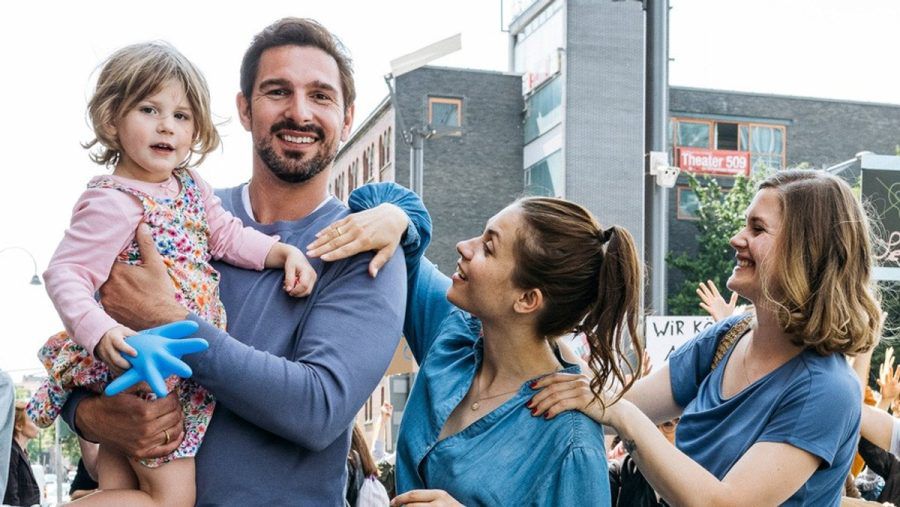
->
[44,169,277,355]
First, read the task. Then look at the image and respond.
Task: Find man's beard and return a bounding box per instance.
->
[256,121,337,184]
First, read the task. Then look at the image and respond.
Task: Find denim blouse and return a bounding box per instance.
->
[349,182,611,505]
[395,258,611,506]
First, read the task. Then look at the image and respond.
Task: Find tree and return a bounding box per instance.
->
[667,174,759,315]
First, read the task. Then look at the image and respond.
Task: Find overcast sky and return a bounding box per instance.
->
[1,0,898,379]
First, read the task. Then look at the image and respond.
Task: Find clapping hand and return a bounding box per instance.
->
[878,346,900,410]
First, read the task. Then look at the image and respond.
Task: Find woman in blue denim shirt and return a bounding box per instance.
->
[317,184,644,506]
[530,170,883,506]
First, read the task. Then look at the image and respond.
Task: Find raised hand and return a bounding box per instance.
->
[877,346,900,411]
[696,279,738,321]
[105,320,208,398]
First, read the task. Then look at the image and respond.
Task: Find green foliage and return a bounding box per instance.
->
[667,174,759,315]
[26,421,81,467]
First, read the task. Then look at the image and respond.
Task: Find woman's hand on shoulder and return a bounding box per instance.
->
[307,203,408,277]
[527,372,616,425]
[391,489,463,507]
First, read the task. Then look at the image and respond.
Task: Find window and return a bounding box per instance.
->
[378,134,384,169]
[348,160,359,193]
[333,172,344,201]
[365,144,376,182]
[384,127,392,167]
[525,150,564,197]
[676,186,700,220]
[716,123,738,151]
[524,76,562,144]
[676,120,711,148]
[742,124,784,172]
[671,117,786,173]
[364,396,373,423]
[428,97,462,128]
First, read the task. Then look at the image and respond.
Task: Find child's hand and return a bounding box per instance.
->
[283,246,317,298]
[96,325,138,373]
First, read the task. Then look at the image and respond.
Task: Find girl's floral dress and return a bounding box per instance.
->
[27,168,221,467]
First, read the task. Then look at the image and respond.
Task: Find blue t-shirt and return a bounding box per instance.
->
[669,314,861,506]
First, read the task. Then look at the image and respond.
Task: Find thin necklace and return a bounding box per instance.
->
[470,377,521,411]
[470,365,561,411]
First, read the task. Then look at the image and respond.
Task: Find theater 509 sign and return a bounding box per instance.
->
[677,147,751,177]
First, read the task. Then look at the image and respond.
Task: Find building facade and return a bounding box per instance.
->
[508,0,900,308]
[333,65,523,448]
[666,88,900,301]
[509,0,647,253]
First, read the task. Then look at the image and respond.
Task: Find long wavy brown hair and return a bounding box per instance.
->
[759,170,881,355]
[512,197,643,408]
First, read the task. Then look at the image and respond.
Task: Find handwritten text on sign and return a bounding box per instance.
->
[645,316,714,369]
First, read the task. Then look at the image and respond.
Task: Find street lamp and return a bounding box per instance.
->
[0,246,42,285]
[384,33,462,197]
[824,151,873,176]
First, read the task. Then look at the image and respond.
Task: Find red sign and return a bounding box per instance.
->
[677,147,751,176]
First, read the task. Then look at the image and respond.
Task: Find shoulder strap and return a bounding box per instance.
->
[710,314,754,372]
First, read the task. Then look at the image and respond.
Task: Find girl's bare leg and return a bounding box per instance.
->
[67,448,195,507]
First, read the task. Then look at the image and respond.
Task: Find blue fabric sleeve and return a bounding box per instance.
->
[347,182,452,364]
[758,367,860,466]
[348,182,432,274]
[536,446,610,506]
[668,314,745,408]
[185,248,407,452]
[402,258,454,364]
[60,388,92,439]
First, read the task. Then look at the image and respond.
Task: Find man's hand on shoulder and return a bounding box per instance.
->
[75,391,183,460]
[100,223,188,329]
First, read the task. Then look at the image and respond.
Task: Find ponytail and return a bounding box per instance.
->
[582,225,643,408]
[514,199,644,407]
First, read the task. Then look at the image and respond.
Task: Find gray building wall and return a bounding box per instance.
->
[666,87,900,302]
[564,0,646,250]
[671,87,900,168]
[395,66,524,275]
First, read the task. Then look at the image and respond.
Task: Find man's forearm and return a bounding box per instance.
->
[186,314,401,451]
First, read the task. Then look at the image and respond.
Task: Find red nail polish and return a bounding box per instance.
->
[530,381,537,389]
[544,413,550,419]
[531,408,537,415]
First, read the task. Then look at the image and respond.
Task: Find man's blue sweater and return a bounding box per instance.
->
[64,182,429,506]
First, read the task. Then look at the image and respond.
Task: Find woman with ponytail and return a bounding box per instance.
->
[310,185,644,506]
[529,169,881,506]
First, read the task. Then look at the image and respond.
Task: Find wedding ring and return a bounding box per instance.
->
[163,428,170,445]
[335,226,343,236]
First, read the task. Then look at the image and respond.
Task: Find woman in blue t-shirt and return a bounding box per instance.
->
[531,169,882,506]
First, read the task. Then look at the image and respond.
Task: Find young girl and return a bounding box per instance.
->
[27,41,316,506]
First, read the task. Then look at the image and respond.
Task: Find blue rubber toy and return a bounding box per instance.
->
[104,320,209,398]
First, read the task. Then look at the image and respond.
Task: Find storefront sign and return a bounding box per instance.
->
[677,147,750,177]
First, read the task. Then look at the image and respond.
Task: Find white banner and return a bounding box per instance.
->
[644,316,715,370]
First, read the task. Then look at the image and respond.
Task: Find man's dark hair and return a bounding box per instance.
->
[240,17,355,111]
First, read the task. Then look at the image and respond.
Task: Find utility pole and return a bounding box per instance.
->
[645,0,670,315]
